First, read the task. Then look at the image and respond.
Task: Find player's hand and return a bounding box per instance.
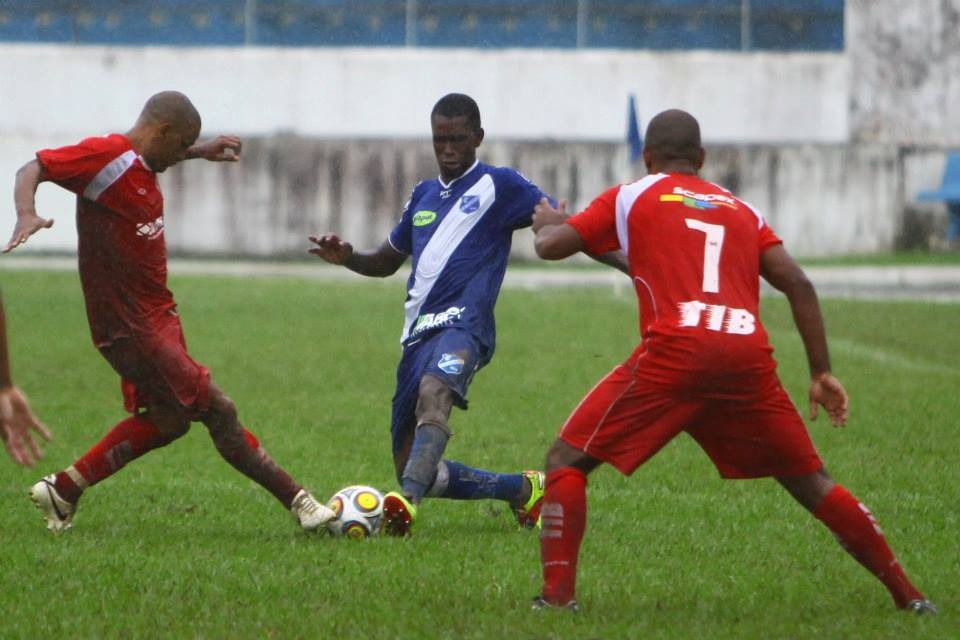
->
[532,197,568,233]
[3,212,54,253]
[809,372,848,427]
[189,135,242,162]
[0,385,51,467]
[308,233,354,265]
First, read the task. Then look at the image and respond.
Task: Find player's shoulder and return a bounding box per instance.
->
[75,133,131,154]
[484,162,537,188]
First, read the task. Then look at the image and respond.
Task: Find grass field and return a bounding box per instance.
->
[0,268,956,639]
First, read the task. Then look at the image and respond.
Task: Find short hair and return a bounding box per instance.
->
[431,93,482,132]
[643,109,701,165]
[140,90,201,131]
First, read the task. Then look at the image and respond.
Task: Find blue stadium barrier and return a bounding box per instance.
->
[0,0,844,51]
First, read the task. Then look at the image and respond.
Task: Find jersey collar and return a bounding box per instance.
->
[437,159,480,189]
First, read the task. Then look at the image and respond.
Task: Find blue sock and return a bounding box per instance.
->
[429,460,524,502]
[401,424,449,503]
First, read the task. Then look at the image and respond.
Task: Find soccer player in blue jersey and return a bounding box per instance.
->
[309,93,596,536]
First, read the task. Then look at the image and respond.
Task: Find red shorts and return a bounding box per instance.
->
[559,351,823,479]
[99,313,211,419]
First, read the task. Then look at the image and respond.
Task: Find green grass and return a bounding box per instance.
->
[0,269,956,639]
[795,250,960,266]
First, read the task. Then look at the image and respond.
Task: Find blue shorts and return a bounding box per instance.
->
[390,329,487,454]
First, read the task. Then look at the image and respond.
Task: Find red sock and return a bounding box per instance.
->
[55,415,176,503]
[539,467,588,605]
[813,485,924,608]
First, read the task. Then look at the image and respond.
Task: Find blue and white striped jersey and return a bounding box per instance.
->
[388,160,549,357]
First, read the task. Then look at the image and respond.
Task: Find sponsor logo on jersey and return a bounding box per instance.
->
[677,300,755,335]
[661,187,737,211]
[413,210,438,227]
[439,189,452,199]
[437,353,465,375]
[135,216,164,239]
[459,195,480,214]
[410,306,465,338]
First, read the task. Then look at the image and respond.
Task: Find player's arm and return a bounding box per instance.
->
[532,197,628,273]
[185,135,242,162]
[0,293,52,466]
[760,244,848,427]
[4,160,55,253]
[532,198,585,260]
[308,234,407,277]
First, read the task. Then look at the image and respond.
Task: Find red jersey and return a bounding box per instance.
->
[37,134,175,347]
[567,173,783,384]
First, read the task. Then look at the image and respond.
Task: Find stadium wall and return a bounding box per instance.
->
[0,25,947,257]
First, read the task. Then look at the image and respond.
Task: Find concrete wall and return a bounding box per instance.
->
[3,0,956,258]
[848,0,960,146]
[154,137,903,259]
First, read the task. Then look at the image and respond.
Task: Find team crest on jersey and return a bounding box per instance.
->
[437,353,465,375]
[135,216,164,239]
[459,195,480,214]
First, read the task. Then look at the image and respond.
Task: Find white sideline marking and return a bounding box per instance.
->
[768,329,960,377]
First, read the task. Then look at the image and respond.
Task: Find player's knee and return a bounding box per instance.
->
[415,376,454,426]
[545,438,595,473]
[202,388,239,432]
[143,406,190,440]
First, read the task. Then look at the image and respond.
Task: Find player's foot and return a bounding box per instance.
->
[512,470,545,529]
[290,489,335,531]
[381,491,417,537]
[531,595,580,613]
[905,599,938,615]
[30,474,77,532]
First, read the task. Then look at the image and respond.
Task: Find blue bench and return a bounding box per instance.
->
[917,152,960,203]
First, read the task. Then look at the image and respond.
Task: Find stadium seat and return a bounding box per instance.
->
[917,152,960,203]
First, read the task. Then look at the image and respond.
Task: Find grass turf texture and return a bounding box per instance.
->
[0,269,955,639]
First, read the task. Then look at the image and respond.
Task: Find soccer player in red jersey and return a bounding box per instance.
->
[0,293,51,466]
[5,91,334,532]
[529,109,935,614]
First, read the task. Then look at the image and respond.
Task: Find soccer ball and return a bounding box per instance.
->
[326,485,384,539]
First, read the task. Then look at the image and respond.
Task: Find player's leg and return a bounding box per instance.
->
[199,381,333,530]
[692,378,933,612]
[777,469,934,612]
[535,438,602,610]
[30,337,192,531]
[536,357,691,610]
[410,332,534,510]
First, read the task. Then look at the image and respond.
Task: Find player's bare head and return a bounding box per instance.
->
[431,93,484,183]
[132,91,201,172]
[643,109,704,174]
[139,91,201,134]
[431,93,482,134]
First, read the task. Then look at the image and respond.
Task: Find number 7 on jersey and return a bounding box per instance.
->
[685,219,725,293]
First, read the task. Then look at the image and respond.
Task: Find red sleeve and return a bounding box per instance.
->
[758,219,782,252]
[565,186,621,255]
[36,136,120,197]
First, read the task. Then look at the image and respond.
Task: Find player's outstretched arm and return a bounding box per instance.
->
[308,235,407,277]
[533,198,584,260]
[0,296,51,466]
[760,244,848,427]
[186,135,242,162]
[4,160,54,253]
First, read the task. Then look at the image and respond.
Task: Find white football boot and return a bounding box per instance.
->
[290,489,335,531]
[30,474,77,532]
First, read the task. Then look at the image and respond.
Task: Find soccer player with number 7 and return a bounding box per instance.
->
[528,109,935,614]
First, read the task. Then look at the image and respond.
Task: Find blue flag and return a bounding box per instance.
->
[627,94,643,163]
